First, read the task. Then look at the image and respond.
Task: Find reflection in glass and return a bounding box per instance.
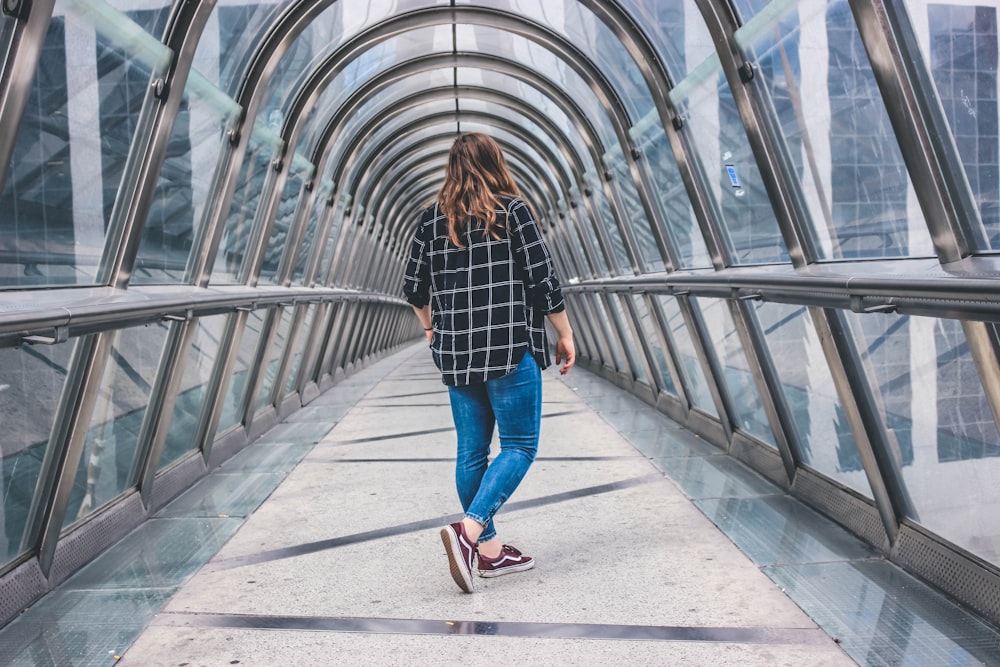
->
[216,309,266,433]
[456,24,618,147]
[133,77,240,284]
[608,294,649,384]
[159,315,228,470]
[735,0,934,259]
[696,298,774,445]
[853,312,1000,567]
[0,8,167,287]
[255,308,293,410]
[62,323,170,529]
[617,0,702,82]
[584,183,631,275]
[587,293,627,372]
[670,58,788,264]
[605,152,663,272]
[632,295,678,396]
[630,122,712,268]
[657,295,718,417]
[260,156,312,284]
[284,305,317,396]
[457,0,654,121]
[904,2,1000,250]
[755,302,872,497]
[0,342,74,564]
[213,129,276,284]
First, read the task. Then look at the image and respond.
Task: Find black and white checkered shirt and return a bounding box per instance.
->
[403,196,565,386]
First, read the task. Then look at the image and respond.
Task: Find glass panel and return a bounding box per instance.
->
[259,155,312,284]
[293,180,334,285]
[291,26,453,161]
[317,196,349,285]
[215,2,291,95]
[307,68,455,159]
[903,2,1000,250]
[695,297,775,445]
[656,295,719,417]
[755,302,872,497]
[213,128,277,284]
[133,77,241,284]
[459,98,574,178]
[580,182,631,275]
[618,0,708,81]
[853,312,1000,566]
[458,0,654,121]
[670,56,789,264]
[256,3,450,140]
[283,304,317,396]
[605,151,663,272]
[159,314,227,470]
[630,121,712,268]
[255,307,292,410]
[216,309,266,433]
[0,5,170,288]
[608,294,649,384]
[63,322,170,529]
[0,340,74,564]
[734,0,935,259]
[456,68,594,167]
[456,24,618,147]
[587,293,627,371]
[632,294,678,396]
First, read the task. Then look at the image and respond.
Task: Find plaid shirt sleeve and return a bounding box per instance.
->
[402,206,433,308]
[508,199,565,315]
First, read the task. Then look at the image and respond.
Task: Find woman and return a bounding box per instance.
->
[403,132,575,594]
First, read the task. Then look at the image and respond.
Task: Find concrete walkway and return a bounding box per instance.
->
[118,344,853,666]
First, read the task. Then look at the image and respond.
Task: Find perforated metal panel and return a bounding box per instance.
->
[793,467,890,553]
[49,493,145,587]
[895,525,1000,629]
[0,559,46,627]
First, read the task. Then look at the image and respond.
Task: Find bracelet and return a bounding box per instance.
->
[423,327,432,331]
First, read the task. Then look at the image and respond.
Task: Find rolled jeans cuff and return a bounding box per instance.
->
[465,512,496,543]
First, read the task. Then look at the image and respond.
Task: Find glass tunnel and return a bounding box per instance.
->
[3,0,1000,644]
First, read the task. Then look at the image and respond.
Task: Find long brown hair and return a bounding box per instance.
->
[438,132,521,247]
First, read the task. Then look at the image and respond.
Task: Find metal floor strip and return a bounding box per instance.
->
[202,473,661,572]
[152,612,835,645]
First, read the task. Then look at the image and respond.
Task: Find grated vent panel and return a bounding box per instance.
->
[793,469,890,553]
[0,559,46,627]
[896,527,1000,628]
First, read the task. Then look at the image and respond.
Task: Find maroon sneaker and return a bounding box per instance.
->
[477,544,534,578]
[440,522,477,593]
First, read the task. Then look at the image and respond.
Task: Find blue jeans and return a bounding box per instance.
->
[448,353,541,543]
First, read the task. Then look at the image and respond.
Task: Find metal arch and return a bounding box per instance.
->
[335,84,592,191]
[358,132,568,264]
[336,109,629,287]
[335,111,575,207]
[308,52,606,175]
[0,0,56,194]
[362,129,570,240]
[348,87,591,215]
[276,7,636,156]
[250,8,672,284]
[342,88,583,210]
[377,143,565,252]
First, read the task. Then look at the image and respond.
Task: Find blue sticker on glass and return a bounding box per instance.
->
[725,164,740,188]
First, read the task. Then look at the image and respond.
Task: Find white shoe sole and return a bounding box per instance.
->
[478,560,535,578]
[440,526,475,593]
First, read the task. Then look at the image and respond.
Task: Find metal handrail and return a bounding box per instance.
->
[561,257,1000,319]
[0,284,406,346]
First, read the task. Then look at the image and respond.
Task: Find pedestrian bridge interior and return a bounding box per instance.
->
[2,0,1000,664]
